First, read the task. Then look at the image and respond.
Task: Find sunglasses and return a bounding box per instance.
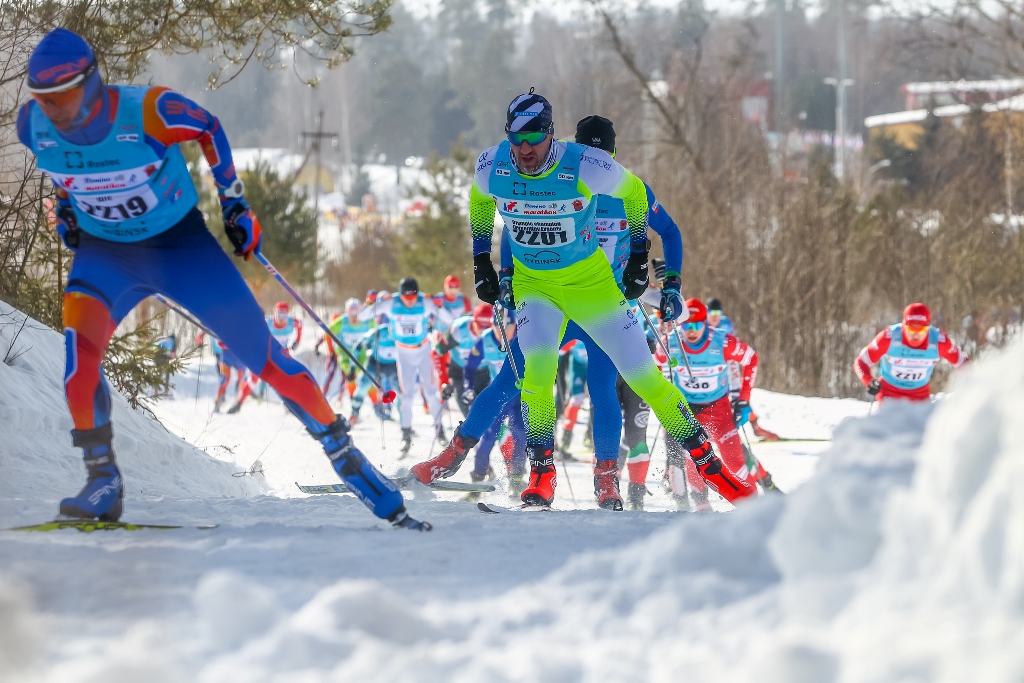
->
[708,309,722,317]
[506,130,548,147]
[32,85,84,108]
[683,321,705,333]
[905,324,928,334]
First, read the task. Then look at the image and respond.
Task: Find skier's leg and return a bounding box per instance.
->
[562,253,754,504]
[351,358,375,417]
[449,364,470,417]
[395,349,418,429]
[699,397,753,484]
[157,215,410,523]
[412,344,443,428]
[474,417,500,478]
[617,375,651,510]
[322,354,338,395]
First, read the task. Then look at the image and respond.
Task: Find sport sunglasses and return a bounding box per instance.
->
[506,129,548,147]
[683,321,705,333]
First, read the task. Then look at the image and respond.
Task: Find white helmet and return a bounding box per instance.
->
[344,298,361,314]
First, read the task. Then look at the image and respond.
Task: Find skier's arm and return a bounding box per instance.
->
[855,329,892,386]
[470,147,499,257]
[578,148,649,250]
[358,297,391,322]
[645,184,683,278]
[141,87,238,191]
[292,319,303,348]
[464,339,485,388]
[724,335,758,401]
[499,228,514,271]
[937,331,968,368]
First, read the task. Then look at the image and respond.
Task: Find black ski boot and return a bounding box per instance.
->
[626,482,646,511]
[400,427,414,458]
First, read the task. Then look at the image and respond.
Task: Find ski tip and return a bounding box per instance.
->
[477,502,501,514]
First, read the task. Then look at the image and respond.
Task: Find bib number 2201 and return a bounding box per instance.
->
[514,228,568,246]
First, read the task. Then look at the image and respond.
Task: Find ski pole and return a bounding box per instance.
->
[493,307,522,388]
[638,303,679,372]
[256,253,395,403]
[669,322,696,381]
[155,294,214,336]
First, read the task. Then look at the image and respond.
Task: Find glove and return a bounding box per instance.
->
[474,253,499,304]
[651,258,666,282]
[440,383,455,402]
[222,197,262,261]
[659,275,684,322]
[622,245,650,299]
[55,197,81,250]
[867,379,881,396]
[290,340,299,351]
[346,367,357,382]
[732,399,751,427]
[498,267,515,311]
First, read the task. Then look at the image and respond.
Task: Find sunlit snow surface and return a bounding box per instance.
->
[2,300,1020,682]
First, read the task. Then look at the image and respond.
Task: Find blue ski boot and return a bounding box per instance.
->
[59,424,124,521]
[313,417,431,531]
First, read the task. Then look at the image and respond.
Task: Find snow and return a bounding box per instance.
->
[2,299,1020,681]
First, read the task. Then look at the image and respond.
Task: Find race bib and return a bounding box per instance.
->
[73,184,159,223]
[675,365,723,393]
[394,316,424,338]
[507,217,576,248]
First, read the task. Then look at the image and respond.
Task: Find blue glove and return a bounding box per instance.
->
[54,196,80,250]
[498,267,515,311]
[732,400,751,427]
[220,184,262,260]
[659,275,684,322]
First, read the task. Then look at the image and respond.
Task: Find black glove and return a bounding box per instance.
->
[56,199,81,250]
[498,267,515,310]
[474,253,499,304]
[867,379,881,396]
[622,243,650,299]
[440,383,455,402]
[651,258,666,282]
[346,367,357,382]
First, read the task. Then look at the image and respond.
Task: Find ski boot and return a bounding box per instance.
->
[400,427,414,458]
[594,460,623,511]
[213,397,223,413]
[758,472,784,495]
[683,431,754,504]
[522,444,557,507]
[626,482,646,511]
[410,423,479,484]
[226,400,243,415]
[436,423,447,444]
[391,509,433,531]
[59,424,124,521]
[465,466,494,502]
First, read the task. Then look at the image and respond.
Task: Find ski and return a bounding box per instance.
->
[9,520,219,533]
[296,479,496,495]
[477,502,501,514]
[519,503,552,512]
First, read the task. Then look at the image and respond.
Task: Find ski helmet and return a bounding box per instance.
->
[506,90,554,135]
[344,297,361,315]
[274,301,289,316]
[444,274,461,289]
[904,302,930,328]
[707,298,723,313]
[399,277,419,296]
[575,115,616,154]
[365,289,378,304]
[27,28,103,129]
[685,298,707,323]
[472,303,494,328]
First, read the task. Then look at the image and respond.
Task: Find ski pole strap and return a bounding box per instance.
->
[255,253,389,396]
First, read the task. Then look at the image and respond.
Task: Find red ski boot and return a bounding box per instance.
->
[521,445,557,507]
[409,423,479,484]
[594,460,623,510]
[684,432,755,504]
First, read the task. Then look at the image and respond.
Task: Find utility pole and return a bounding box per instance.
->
[300,110,339,220]
[825,77,854,180]
[774,0,785,132]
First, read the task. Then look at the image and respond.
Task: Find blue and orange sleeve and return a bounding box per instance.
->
[142,86,237,189]
[16,102,34,149]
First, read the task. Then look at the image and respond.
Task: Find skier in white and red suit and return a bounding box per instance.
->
[855,302,967,402]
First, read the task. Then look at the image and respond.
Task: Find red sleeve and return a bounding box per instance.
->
[723,335,758,401]
[294,319,303,344]
[855,328,892,386]
[464,297,471,314]
[936,331,967,368]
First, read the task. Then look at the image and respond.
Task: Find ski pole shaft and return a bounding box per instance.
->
[669,323,696,380]
[255,253,396,403]
[494,307,522,385]
[638,303,679,372]
[155,294,214,336]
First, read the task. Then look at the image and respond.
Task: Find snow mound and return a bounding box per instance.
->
[0,301,261,525]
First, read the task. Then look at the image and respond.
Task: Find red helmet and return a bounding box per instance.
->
[444,274,461,289]
[904,302,930,328]
[685,298,707,323]
[274,301,289,316]
[473,303,494,327]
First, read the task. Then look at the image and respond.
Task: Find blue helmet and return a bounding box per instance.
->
[28,28,104,128]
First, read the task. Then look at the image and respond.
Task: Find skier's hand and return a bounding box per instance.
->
[659,275,684,322]
[474,253,499,304]
[622,245,650,299]
[222,197,262,261]
[867,379,881,396]
[55,197,81,250]
[346,367,357,382]
[732,399,751,427]
[498,267,515,311]
[440,383,455,402]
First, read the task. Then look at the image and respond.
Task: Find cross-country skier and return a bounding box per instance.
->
[855,302,967,402]
[214,340,254,413]
[657,299,770,510]
[706,298,734,334]
[322,298,372,406]
[434,303,493,416]
[268,301,302,351]
[413,97,753,508]
[430,275,471,399]
[18,28,427,529]
[359,278,449,454]
[351,309,400,423]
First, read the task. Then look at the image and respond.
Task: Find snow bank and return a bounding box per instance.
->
[0,301,262,525]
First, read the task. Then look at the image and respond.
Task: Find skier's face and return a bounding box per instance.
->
[683,321,705,343]
[905,324,928,345]
[707,310,722,328]
[444,284,460,300]
[511,133,552,174]
[34,85,85,130]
